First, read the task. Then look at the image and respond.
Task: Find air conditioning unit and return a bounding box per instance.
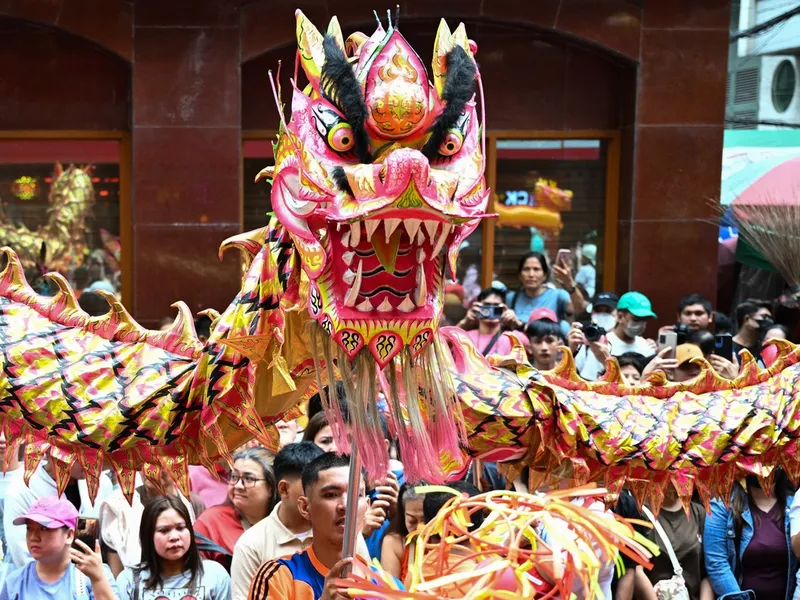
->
[759,55,800,126]
[726,56,761,129]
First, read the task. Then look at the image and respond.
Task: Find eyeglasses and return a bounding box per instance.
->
[223,473,266,488]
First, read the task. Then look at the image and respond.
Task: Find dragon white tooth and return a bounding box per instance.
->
[416,228,425,245]
[342,251,355,266]
[343,269,356,285]
[341,231,350,247]
[424,220,439,241]
[336,222,342,232]
[349,222,361,247]
[431,223,451,257]
[416,248,427,264]
[365,220,380,242]
[384,218,401,242]
[404,219,421,241]
[377,297,393,312]
[356,298,373,312]
[397,295,416,313]
[343,260,363,307]
[414,265,427,306]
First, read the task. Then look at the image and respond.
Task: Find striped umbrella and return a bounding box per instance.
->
[720,136,800,272]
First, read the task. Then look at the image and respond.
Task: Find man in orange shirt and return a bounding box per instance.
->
[247,452,370,600]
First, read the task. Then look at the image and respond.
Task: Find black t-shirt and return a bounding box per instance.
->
[613,492,650,569]
[733,340,759,359]
[646,503,706,600]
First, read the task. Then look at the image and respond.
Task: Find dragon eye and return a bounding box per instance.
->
[328,123,355,153]
[439,131,463,156]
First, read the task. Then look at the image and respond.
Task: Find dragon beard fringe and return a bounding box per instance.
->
[310,324,466,483]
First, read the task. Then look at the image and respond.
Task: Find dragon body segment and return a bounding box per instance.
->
[0,10,798,520]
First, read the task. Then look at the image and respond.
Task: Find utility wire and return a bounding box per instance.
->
[725,117,800,129]
[731,4,800,41]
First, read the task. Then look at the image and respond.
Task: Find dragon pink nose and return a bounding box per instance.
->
[382,148,430,187]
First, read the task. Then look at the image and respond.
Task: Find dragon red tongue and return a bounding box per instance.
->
[371,228,402,274]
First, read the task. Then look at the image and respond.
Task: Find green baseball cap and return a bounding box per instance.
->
[617,291,657,318]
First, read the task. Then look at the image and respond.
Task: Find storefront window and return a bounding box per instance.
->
[492,138,608,302]
[0,140,121,296]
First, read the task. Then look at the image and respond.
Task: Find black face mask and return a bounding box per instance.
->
[754,317,774,330]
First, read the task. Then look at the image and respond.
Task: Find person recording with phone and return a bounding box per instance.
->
[457,287,526,356]
[570,292,657,381]
[0,496,118,600]
[504,251,585,334]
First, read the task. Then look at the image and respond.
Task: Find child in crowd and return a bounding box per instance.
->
[526,309,566,371]
[0,495,117,600]
[617,352,645,385]
[116,495,230,600]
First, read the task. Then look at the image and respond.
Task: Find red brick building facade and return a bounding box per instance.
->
[0,0,730,328]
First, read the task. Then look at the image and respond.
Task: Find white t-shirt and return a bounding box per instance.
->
[575,331,653,381]
[116,561,231,600]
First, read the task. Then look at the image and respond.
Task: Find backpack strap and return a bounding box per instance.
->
[133,568,140,600]
[194,531,232,557]
[481,330,504,356]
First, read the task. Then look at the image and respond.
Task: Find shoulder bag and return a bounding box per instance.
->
[642,505,690,600]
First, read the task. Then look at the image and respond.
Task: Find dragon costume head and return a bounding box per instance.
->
[265,12,488,367]
[256,12,490,480]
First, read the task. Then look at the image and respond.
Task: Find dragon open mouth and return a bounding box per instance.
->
[325,212,458,319]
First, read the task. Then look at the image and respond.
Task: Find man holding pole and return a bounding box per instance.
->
[247,452,370,600]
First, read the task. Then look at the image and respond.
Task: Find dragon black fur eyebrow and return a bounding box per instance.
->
[331,166,354,196]
[421,45,477,160]
[320,35,372,165]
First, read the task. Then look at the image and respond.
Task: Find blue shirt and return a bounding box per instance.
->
[0,561,117,600]
[506,287,570,334]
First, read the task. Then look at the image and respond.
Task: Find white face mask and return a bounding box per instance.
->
[624,320,647,338]
[591,313,616,332]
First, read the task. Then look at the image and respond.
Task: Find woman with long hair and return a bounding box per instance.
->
[704,469,797,600]
[194,447,275,566]
[380,483,426,580]
[116,495,231,599]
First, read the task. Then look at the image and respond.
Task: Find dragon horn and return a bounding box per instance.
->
[142,301,202,358]
[295,9,325,91]
[327,16,344,50]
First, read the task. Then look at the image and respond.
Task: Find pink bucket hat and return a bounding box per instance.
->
[13,496,78,530]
